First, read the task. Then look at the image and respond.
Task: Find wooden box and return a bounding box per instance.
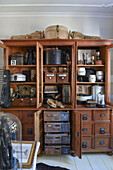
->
[95,137,110,148]
[44,123,70,132]
[82,123,93,136]
[45,134,70,144]
[44,111,69,122]
[95,123,110,135]
[45,25,68,39]
[45,145,70,154]
[57,73,68,83]
[45,73,56,83]
[82,137,92,149]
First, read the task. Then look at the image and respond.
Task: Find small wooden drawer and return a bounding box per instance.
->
[22,136,34,141]
[82,124,92,136]
[22,111,34,123]
[44,111,69,122]
[95,123,110,135]
[94,110,110,121]
[95,137,110,148]
[44,123,70,133]
[57,73,68,83]
[45,73,56,83]
[82,137,92,149]
[81,110,92,122]
[45,145,70,154]
[22,123,34,136]
[45,134,70,144]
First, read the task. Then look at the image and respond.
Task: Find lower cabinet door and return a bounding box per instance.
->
[72,110,82,158]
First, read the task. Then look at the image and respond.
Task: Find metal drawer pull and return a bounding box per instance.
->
[55,124,60,127]
[27,128,33,135]
[82,142,87,148]
[48,125,52,127]
[83,114,87,120]
[100,128,105,131]
[83,117,87,120]
[83,114,87,117]
[100,114,105,117]
[27,114,33,117]
[100,128,105,134]
[77,132,80,137]
[100,141,105,145]
[82,128,88,131]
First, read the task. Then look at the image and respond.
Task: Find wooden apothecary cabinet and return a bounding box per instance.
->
[0,39,113,158]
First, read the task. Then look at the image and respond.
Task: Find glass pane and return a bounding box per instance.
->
[110,47,113,102]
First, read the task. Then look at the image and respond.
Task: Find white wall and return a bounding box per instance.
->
[0,16,113,39]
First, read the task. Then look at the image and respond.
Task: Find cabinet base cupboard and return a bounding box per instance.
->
[0,39,113,158]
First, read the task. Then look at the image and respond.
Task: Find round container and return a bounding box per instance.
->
[44,49,64,65]
[96,71,104,81]
[78,68,86,76]
[89,75,96,82]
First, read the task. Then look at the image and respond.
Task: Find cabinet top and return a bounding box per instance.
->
[1,39,113,47]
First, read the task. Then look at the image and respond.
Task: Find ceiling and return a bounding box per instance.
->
[0,0,113,17]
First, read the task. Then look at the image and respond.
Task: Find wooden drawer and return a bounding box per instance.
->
[44,123,70,133]
[95,137,110,148]
[81,110,92,122]
[82,123,93,136]
[22,135,34,141]
[22,111,34,123]
[45,145,70,154]
[45,134,70,144]
[22,123,34,136]
[57,73,68,83]
[82,137,92,149]
[45,73,56,83]
[95,123,110,136]
[44,111,69,122]
[94,110,110,121]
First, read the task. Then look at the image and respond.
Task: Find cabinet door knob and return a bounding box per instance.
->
[100,141,105,145]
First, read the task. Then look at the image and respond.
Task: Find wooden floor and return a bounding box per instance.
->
[37,153,113,170]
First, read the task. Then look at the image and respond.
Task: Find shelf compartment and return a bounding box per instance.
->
[40,105,74,110]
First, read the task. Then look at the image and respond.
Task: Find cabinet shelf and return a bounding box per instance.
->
[40,105,74,110]
[10,82,36,85]
[43,65,68,67]
[8,65,36,67]
[43,82,71,85]
[77,65,105,67]
[77,82,105,85]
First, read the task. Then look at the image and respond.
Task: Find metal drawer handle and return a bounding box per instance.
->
[27,128,33,135]
[55,124,60,127]
[100,114,105,117]
[82,128,88,131]
[83,114,87,117]
[55,148,60,150]
[27,114,33,117]
[83,117,87,120]
[48,125,52,127]
[100,128,105,131]
[55,137,60,139]
[100,141,105,145]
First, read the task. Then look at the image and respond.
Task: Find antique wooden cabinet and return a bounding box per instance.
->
[0,39,113,158]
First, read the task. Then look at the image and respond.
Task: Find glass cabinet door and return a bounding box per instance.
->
[106,43,113,105]
[36,42,43,108]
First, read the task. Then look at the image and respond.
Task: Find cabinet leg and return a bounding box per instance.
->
[107,152,113,156]
[70,151,76,157]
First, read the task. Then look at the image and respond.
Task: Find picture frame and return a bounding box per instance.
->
[12,141,36,168]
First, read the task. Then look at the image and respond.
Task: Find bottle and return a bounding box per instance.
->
[28,49,33,65]
[96,51,101,60]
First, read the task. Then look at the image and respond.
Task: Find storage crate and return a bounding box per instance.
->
[44,123,70,132]
[45,134,70,144]
[44,111,69,121]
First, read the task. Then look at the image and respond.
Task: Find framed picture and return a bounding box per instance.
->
[12,141,36,168]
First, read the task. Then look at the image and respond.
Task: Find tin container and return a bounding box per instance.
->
[9,53,24,65]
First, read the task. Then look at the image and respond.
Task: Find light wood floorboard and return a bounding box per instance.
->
[37,153,113,170]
